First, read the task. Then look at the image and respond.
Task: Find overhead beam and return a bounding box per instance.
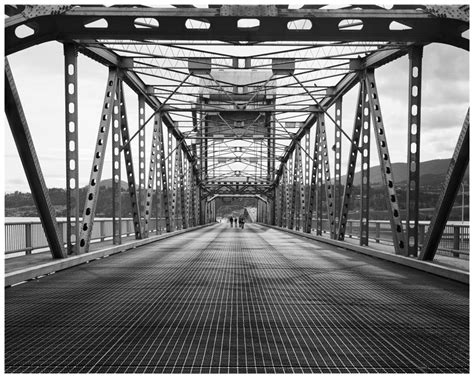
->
[5,6,469,54]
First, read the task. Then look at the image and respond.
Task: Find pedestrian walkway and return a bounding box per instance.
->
[5,223,469,373]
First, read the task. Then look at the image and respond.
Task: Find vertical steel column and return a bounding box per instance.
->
[338,83,364,240]
[78,69,118,254]
[304,130,310,230]
[178,144,188,229]
[406,46,423,257]
[305,122,321,234]
[64,44,79,255]
[419,110,469,261]
[334,97,342,239]
[118,81,142,239]
[318,113,335,238]
[168,129,175,231]
[5,58,66,259]
[142,113,160,236]
[138,95,146,229]
[196,185,202,225]
[360,81,370,246]
[365,70,406,254]
[172,142,180,229]
[289,149,299,230]
[316,123,323,236]
[287,155,293,228]
[154,133,162,235]
[281,165,288,227]
[189,169,196,227]
[159,115,171,232]
[112,82,122,245]
[298,145,306,231]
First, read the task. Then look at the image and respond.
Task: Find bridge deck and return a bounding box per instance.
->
[5,224,469,373]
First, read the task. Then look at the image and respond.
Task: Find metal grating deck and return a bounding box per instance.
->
[5,224,469,373]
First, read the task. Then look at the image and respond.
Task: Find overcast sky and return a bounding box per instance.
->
[2,5,470,194]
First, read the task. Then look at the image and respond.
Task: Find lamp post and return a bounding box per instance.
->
[461,182,465,224]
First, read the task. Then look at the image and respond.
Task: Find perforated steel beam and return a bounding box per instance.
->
[406,46,423,257]
[333,97,342,238]
[305,121,321,234]
[142,113,160,236]
[118,81,142,240]
[298,145,306,232]
[5,58,66,259]
[158,115,172,233]
[365,69,406,255]
[138,95,146,229]
[5,6,469,55]
[289,149,298,230]
[316,122,323,236]
[360,81,371,246]
[177,144,188,229]
[318,113,335,238]
[112,83,122,245]
[338,83,364,241]
[303,130,310,231]
[281,165,288,228]
[63,43,79,255]
[78,68,118,254]
[419,110,469,261]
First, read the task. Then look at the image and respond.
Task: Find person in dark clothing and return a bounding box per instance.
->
[229,216,234,227]
[239,215,245,229]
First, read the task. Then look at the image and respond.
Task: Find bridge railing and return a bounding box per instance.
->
[313,220,469,258]
[4,218,168,257]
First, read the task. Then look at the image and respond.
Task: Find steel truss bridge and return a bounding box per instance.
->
[5,3,469,260]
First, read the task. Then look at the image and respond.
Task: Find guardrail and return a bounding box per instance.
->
[314,220,469,258]
[4,218,169,256]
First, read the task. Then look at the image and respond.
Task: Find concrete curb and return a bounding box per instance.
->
[5,224,212,287]
[262,224,469,284]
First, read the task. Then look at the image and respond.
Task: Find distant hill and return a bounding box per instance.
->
[347,159,468,187]
[96,178,129,191]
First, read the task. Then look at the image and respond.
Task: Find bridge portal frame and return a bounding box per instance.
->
[4,4,469,260]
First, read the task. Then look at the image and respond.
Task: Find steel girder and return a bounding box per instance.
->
[5,58,67,259]
[359,81,371,246]
[112,82,122,245]
[333,98,342,238]
[64,44,80,255]
[419,110,469,261]
[159,117,172,232]
[406,46,423,257]
[78,68,119,254]
[138,95,146,230]
[305,120,321,234]
[177,144,188,229]
[117,80,142,240]
[318,113,336,238]
[337,83,364,240]
[364,69,406,255]
[5,6,469,55]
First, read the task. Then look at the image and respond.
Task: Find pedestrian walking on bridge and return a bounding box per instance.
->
[229,216,234,227]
